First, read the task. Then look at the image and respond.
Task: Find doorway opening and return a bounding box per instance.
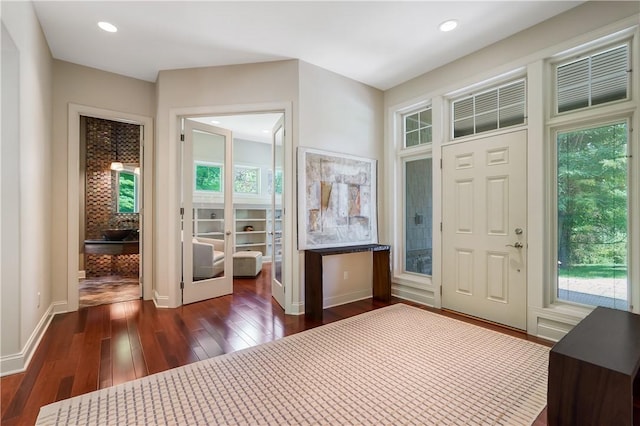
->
[181,112,286,309]
[79,116,142,308]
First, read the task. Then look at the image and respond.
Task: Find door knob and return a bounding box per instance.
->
[506,242,524,248]
[225,230,232,236]
[515,228,523,235]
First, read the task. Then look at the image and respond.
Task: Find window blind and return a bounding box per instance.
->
[452,79,526,138]
[556,44,629,113]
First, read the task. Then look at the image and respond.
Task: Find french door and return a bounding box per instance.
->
[181,119,233,304]
[270,116,285,309]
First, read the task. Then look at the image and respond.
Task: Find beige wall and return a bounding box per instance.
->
[154,60,384,311]
[298,61,384,309]
[51,61,155,307]
[1,1,53,372]
[154,60,300,307]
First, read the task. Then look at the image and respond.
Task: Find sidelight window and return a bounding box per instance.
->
[555,121,629,309]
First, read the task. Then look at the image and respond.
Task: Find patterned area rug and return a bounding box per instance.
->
[36,304,549,425]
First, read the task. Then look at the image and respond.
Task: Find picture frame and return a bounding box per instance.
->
[297,147,378,249]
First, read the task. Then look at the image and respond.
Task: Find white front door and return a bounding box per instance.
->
[442,130,527,329]
[270,116,286,309]
[182,119,233,304]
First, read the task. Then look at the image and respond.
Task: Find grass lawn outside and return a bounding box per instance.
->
[558,264,627,279]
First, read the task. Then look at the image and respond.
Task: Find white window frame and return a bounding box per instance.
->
[450,78,527,140]
[233,164,260,195]
[403,106,433,148]
[194,161,224,194]
[390,98,441,302]
[551,40,632,117]
[545,30,639,314]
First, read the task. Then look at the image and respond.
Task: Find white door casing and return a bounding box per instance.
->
[442,130,527,330]
[182,119,233,304]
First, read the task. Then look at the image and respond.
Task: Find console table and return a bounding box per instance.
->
[304,244,391,320]
[548,306,640,425]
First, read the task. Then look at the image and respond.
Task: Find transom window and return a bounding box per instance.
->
[451,79,526,138]
[555,43,630,114]
[404,107,432,147]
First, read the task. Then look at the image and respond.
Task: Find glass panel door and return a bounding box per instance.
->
[270,116,285,308]
[556,121,629,309]
[182,119,233,304]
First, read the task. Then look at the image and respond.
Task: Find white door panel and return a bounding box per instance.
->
[442,131,527,329]
[271,116,285,309]
[182,119,233,304]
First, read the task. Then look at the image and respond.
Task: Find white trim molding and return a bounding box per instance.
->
[0,304,54,376]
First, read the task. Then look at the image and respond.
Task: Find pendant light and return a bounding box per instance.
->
[110,135,123,171]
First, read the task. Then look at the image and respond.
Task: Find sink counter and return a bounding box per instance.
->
[84,240,139,255]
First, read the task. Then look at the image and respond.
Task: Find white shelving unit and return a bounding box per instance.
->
[193,205,225,238]
[235,207,267,255]
[193,205,278,260]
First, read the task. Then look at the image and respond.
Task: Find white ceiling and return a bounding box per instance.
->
[190,113,284,142]
[32,1,583,91]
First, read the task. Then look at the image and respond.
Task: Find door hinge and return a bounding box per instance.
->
[440,286,443,296]
[440,222,442,232]
[180,281,184,290]
[180,133,185,142]
[440,158,442,169]
[180,207,185,216]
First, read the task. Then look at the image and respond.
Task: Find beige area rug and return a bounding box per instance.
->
[79,276,140,308]
[37,304,549,425]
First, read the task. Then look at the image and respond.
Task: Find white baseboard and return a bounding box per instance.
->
[0,303,55,376]
[289,301,304,315]
[392,283,436,307]
[323,289,372,309]
[153,290,169,308]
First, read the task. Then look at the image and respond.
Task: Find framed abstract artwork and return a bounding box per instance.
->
[297,147,377,249]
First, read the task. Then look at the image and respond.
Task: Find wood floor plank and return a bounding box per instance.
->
[0,268,553,426]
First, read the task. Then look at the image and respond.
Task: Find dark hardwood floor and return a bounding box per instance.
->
[1,263,552,425]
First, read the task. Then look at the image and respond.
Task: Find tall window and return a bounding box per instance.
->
[404,107,432,147]
[556,122,629,309]
[551,38,634,311]
[405,157,433,275]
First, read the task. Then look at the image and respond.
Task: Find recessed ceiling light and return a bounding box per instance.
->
[211,120,221,124]
[98,21,118,33]
[262,130,270,134]
[439,19,458,32]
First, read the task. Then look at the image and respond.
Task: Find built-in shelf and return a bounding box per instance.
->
[192,205,282,261]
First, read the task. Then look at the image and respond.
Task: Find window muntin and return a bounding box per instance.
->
[233,165,260,194]
[555,121,629,310]
[556,43,630,114]
[404,157,433,276]
[404,107,432,148]
[194,162,223,193]
[452,79,526,138]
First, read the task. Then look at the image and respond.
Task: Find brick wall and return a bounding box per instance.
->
[85,117,140,277]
